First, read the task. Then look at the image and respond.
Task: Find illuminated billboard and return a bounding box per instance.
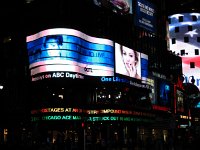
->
[31,107,155,123]
[157,80,172,107]
[26,28,148,83]
[93,0,133,15]
[149,77,172,111]
[134,0,156,32]
[115,43,141,79]
[26,28,115,81]
[115,43,148,81]
[168,13,200,90]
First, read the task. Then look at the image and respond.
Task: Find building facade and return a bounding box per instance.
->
[0,0,186,150]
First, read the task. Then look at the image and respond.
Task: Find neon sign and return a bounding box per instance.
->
[152,105,170,111]
[100,76,129,83]
[31,107,83,114]
[31,115,154,123]
[87,116,154,122]
[42,115,81,121]
[31,108,155,119]
[32,72,85,81]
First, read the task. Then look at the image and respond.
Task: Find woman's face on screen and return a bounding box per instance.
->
[122,47,136,70]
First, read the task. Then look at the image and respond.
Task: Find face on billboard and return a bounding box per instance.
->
[122,46,137,72]
[115,43,141,79]
[26,28,148,83]
[168,13,200,90]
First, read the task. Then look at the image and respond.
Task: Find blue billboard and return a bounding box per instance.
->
[135,0,156,33]
[26,28,115,81]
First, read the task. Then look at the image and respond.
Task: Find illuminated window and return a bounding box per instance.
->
[95,87,129,105]
[195,102,200,108]
[58,95,64,99]
[4,129,8,143]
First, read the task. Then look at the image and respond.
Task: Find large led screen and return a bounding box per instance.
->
[134,0,156,33]
[93,0,133,15]
[157,80,172,108]
[115,43,148,81]
[26,28,114,81]
[168,13,200,90]
[148,77,171,111]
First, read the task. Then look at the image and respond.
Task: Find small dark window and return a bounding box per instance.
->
[168,18,171,24]
[195,49,199,55]
[188,25,193,31]
[190,62,195,68]
[175,27,179,33]
[179,16,183,22]
[172,38,176,44]
[192,15,197,21]
[184,37,189,42]
[180,50,185,56]
[197,37,200,42]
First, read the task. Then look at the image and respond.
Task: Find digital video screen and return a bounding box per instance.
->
[156,79,172,108]
[115,43,148,81]
[26,28,148,83]
[168,13,200,90]
[93,0,133,15]
[26,28,115,81]
[115,43,141,79]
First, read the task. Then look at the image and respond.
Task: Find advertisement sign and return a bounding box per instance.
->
[26,28,115,81]
[93,0,133,15]
[168,13,200,90]
[157,80,172,107]
[149,77,172,111]
[135,0,156,32]
[115,43,148,81]
[115,43,141,79]
[27,28,149,85]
